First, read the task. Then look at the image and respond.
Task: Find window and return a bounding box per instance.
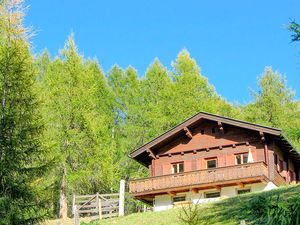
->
[173,196,186,203]
[205,192,220,198]
[206,158,217,169]
[172,162,184,174]
[212,128,216,133]
[237,189,251,195]
[235,153,249,165]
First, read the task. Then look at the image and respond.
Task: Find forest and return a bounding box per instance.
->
[0,1,300,224]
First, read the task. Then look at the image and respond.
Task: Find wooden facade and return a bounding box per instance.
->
[128,112,300,204]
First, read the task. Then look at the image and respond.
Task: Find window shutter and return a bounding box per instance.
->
[218,156,225,167]
[226,154,235,166]
[163,164,171,175]
[185,160,192,172]
[156,165,163,176]
[197,158,205,170]
[191,159,197,171]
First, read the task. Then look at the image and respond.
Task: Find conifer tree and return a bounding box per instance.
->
[38,36,117,218]
[243,67,300,149]
[171,49,237,123]
[0,0,50,223]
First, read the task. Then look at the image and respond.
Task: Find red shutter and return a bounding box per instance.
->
[197,158,205,170]
[226,154,235,166]
[218,156,225,167]
[156,165,163,176]
[185,160,192,172]
[163,164,171,175]
[191,159,197,171]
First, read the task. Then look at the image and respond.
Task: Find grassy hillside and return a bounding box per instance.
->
[81,184,300,225]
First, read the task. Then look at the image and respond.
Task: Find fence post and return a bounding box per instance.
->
[119,179,125,217]
[72,194,75,215]
[98,193,102,220]
[74,205,80,225]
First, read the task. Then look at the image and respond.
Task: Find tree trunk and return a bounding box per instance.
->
[59,167,68,221]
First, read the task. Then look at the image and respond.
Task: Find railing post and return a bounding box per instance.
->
[97,193,102,220]
[74,205,80,225]
[119,179,125,217]
[72,194,75,215]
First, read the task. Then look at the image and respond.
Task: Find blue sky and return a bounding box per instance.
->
[25,0,300,103]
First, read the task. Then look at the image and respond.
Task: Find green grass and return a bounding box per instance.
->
[82,184,300,225]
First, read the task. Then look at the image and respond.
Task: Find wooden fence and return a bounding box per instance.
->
[73,180,125,225]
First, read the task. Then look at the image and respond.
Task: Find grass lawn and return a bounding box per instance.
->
[49,184,300,225]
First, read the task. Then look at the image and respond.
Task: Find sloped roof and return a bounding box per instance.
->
[129,111,300,165]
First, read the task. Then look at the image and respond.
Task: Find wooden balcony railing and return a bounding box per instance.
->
[129,162,269,195]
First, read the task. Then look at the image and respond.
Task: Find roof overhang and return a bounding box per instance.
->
[128,111,299,166]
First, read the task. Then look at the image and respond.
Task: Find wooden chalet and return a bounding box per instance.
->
[128,112,300,211]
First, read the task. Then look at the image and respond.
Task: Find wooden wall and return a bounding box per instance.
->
[151,121,266,176]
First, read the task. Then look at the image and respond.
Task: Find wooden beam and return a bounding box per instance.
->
[181,152,184,156]
[246,142,249,146]
[206,148,210,152]
[146,149,155,159]
[184,127,193,139]
[238,182,244,188]
[191,188,199,194]
[232,144,236,148]
[219,146,223,150]
[260,131,265,142]
[193,149,197,154]
[168,191,176,196]
[217,121,224,133]
[215,185,221,191]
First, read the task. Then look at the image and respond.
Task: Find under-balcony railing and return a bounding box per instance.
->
[129,161,269,195]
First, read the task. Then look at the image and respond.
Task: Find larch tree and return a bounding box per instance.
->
[0,0,50,224]
[243,67,300,149]
[171,49,237,123]
[37,35,117,219]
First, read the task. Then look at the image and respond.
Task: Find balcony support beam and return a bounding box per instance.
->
[191,188,199,193]
[168,191,176,196]
[218,121,224,133]
[184,127,193,139]
[215,185,221,191]
[238,182,244,188]
[146,149,156,159]
[260,131,265,142]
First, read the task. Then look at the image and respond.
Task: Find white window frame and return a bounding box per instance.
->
[172,162,184,174]
[235,153,249,165]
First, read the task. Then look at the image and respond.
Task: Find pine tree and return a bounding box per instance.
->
[0,0,50,223]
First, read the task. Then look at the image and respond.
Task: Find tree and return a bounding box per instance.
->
[37,35,117,219]
[170,49,238,123]
[243,67,300,149]
[288,20,300,42]
[0,0,50,224]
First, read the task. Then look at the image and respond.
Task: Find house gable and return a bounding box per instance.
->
[129,111,300,167]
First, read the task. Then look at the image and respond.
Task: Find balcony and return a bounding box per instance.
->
[129,162,269,196]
